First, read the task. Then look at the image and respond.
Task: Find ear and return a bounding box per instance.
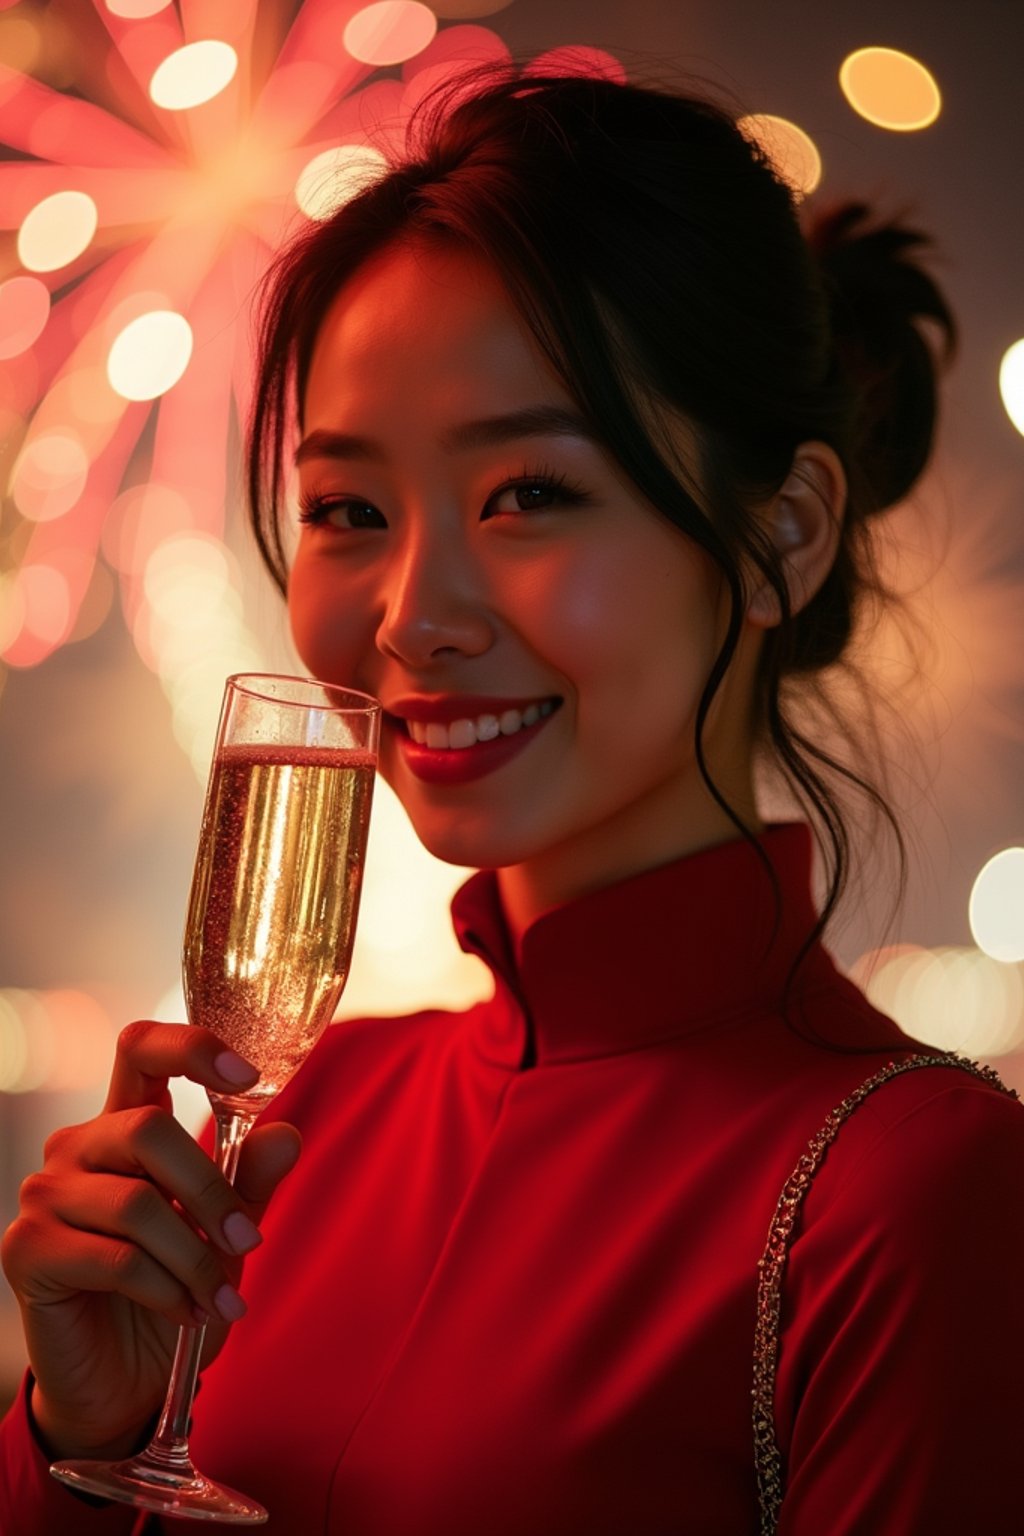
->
[745,441,847,629]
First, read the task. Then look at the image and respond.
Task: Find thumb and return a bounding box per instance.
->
[233,1122,302,1223]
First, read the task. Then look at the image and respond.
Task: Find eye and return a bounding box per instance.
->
[297,495,387,531]
[482,471,592,520]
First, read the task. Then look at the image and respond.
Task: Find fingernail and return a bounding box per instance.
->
[214,1050,258,1085]
[214,1283,247,1322]
[222,1210,262,1255]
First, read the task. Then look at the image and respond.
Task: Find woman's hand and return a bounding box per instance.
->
[0,1020,302,1460]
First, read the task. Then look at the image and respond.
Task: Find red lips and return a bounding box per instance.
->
[384,695,560,786]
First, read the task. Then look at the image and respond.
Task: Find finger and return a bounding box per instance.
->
[34,1172,248,1325]
[233,1123,302,1222]
[104,1021,259,1114]
[60,1108,263,1263]
[6,1216,201,1330]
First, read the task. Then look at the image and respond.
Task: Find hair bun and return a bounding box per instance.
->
[806,200,956,515]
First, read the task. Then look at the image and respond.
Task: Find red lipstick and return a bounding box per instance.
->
[384,695,561,786]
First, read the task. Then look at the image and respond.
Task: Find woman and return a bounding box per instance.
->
[3,70,1023,1535]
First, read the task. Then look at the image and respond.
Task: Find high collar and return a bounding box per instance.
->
[451,823,832,1069]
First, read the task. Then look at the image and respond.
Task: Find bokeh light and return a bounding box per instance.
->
[65,366,124,427]
[970,848,1024,963]
[0,988,118,1094]
[134,532,264,778]
[143,530,234,617]
[107,311,193,401]
[294,144,389,220]
[525,44,627,83]
[399,22,512,118]
[0,991,46,1093]
[344,2,438,67]
[19,565,70,645]
[999,339,1024,437]
[0,276,50,360]
[105,0,174,17]
[839,46,941,131]
[10,431,90,523]
[1,562,73,666]
[149,40,239,111]
[17,190,98,273]
[42,991,120,1092]
[853,944,1024,1058]
[101,482,194,575]
[738,113,822,197]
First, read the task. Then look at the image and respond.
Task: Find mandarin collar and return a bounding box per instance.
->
[451,823,830,1069]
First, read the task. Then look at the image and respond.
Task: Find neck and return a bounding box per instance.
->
[496,776,762,954]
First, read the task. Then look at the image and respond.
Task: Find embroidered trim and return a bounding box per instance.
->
[752,1052,1020,1533]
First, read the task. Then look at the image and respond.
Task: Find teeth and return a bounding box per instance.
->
[405,700,555,750]
[448,718,477,750]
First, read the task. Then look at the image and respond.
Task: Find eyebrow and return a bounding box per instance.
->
[294,405,597,465]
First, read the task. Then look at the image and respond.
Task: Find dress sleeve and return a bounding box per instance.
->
[775,1080,1024,1534]
[0,1371,144,1536]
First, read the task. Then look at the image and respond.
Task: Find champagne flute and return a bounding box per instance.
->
[50,673,380,1524]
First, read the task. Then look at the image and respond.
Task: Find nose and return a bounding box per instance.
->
[375,523,495,668]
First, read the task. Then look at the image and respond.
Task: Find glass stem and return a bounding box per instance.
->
[139,1109,257,1475]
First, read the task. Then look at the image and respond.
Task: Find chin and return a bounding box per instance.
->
[400,801,553,873]
[407,821,522,873]
[378,762,528,871]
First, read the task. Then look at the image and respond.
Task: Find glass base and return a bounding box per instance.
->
[50,1453,267,1524]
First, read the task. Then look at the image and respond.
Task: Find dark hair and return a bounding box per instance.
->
[247,68,955,962]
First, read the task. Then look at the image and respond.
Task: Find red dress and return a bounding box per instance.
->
[3,824,1023,1534]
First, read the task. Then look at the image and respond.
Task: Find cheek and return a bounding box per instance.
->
[511,544,638,679]
[287,559,367,684]
[526,540,720,709]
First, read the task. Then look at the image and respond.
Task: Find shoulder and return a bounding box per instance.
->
[772,1061,1024,1518]
[807,1060,1023,1223]
[772,1065,1024,1527]
[782,1059,1024,1305]
[765,956,1023,1197]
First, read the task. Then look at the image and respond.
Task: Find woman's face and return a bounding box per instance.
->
[289,239,759,910]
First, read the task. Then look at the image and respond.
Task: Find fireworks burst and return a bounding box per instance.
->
[0,0,516,764]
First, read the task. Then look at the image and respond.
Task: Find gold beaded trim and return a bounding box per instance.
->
[752,1052,1019,1533]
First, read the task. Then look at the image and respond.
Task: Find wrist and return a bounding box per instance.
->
[29,1378,152,1462]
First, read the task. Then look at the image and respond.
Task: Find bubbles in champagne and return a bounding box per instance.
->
[183,745,374,1103]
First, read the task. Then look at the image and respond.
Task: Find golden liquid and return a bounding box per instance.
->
[183,744,374,1109]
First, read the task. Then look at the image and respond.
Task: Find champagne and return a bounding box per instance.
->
[183,743,375,1107]
[50,681,376,1526]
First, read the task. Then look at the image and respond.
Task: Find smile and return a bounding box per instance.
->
[405,700,557,751]
[386,696,561,786]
